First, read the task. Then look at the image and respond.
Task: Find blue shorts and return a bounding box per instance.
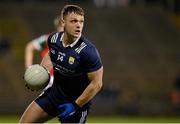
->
[35,88,90,123]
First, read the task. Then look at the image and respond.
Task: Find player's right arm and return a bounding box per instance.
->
[39,33,57,71]
[40,52,53,72]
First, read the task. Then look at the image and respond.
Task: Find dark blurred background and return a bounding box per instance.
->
[0,0,180,117]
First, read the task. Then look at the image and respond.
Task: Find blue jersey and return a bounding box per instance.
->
[47,32,102,101]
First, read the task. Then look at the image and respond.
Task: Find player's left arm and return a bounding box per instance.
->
[58,46,103,120]
[75,66,103,107]
[58,66,103,120]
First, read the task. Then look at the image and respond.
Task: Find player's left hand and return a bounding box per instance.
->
[58,102,80,120]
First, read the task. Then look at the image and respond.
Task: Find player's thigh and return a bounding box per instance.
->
[19,101,53,123]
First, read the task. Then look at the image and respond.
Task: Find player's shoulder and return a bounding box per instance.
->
[79,35,96,49]
[48,31,63,39]
[78,36,102,65]
[81,36,96,48]
[77,35,98,54]
[47,32,63,44]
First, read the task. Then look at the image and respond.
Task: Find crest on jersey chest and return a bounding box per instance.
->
[68,56,75,65]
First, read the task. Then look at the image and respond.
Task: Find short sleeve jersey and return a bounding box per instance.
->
[47,32,102,100]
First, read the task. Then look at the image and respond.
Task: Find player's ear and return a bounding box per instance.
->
[61,19,65,26]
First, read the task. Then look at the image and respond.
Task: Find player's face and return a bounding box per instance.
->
[63,12,84,38]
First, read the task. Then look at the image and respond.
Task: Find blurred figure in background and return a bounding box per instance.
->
[24,16,64,90]
[25,15,64,68]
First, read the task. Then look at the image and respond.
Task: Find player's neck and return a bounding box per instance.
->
[62,33,77,47]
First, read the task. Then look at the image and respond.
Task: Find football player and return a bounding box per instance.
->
[20,4,103,123]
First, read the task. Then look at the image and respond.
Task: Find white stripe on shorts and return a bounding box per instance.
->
[79,110,87,124]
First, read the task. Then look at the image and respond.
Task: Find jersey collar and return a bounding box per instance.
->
[60,33,81,47]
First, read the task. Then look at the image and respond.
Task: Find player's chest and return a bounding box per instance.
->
[49,46,80,70]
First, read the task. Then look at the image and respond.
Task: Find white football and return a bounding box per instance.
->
[24,64,49,91]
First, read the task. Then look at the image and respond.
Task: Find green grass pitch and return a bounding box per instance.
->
[0,115,180,123]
